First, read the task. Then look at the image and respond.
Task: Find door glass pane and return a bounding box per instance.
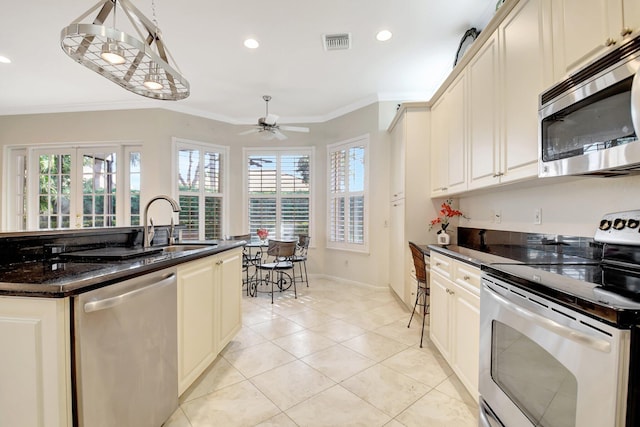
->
[82,152,117,228]
[130,152,141,226]
[491,321,577,427]
[38,154,72,229]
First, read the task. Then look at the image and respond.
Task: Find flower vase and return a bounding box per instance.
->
[438,231,451,245]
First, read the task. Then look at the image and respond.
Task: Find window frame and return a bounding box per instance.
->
[172,137,229,241]
[243,147,314,242]
[326,134,369,253]
[3,142,141,231]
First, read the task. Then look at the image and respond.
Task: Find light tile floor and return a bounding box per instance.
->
[165,277,478,427]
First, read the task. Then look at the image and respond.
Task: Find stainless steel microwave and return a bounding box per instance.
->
[539,34,640,177]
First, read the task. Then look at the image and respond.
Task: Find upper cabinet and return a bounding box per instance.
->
[551,0,640,79]
[433,0,550,195]
[430,72,468,197]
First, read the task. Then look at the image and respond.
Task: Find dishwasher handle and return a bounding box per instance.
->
[84,273,176,313]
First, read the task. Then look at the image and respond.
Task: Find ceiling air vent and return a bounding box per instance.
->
[323,33,351,51]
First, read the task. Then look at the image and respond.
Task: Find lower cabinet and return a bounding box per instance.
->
[0,296,71,427]
[177,248,242,395]
[429,252,480,401]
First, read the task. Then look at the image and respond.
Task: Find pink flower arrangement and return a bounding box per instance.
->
[429,199,467,234]
[256,228,269,240]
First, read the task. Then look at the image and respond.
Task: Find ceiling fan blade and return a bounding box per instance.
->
[279,125,310,133]
[264,114,279,126]
[273,129,288,140]
[238,128,260,136]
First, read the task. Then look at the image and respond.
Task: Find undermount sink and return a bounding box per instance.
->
[161,244,214,253]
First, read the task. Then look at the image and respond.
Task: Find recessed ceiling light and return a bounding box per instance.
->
[244,38,260,49]
[0,55,11,64]
[376,30,393,42]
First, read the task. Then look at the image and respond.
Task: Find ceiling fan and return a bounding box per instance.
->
[239,95,310,140]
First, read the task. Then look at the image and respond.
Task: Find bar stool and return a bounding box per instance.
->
[407,241,429,348]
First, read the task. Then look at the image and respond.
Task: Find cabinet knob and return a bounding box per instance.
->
[621,27,633,37]
[436,262,442,266]
[605,38,617,46]
[463,275,470,281]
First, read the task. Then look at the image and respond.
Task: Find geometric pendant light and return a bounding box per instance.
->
[60,0,189,100]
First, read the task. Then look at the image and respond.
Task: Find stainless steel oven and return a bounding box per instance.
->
[479,210,640,427]
[538,34,640,177]
[479,275,630,427]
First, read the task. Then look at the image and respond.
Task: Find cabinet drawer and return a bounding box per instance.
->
[431,252,452,279]
[453,260,481,294]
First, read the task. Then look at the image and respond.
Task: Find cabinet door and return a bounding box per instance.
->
[552,0,623,78]
[624,0,640,33]
[446,73,467,194]
[389,113,406,201]
[217,249,243,351]
[389,199,406,303]
[177,256,216,395]
[429,272,451,360]
[0,297,71,427]
[452,283,480,401]
[430,96,448,197]
[500,0,545,183]
[468,32,500,190]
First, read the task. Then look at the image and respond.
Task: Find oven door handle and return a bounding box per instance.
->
[632,65,640,137]
[485,285,611,353]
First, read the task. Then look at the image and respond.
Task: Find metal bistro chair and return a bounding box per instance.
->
[256,240,297,304]
[226,234,261,296]
[292,234,310,287]
[408,241,429,348]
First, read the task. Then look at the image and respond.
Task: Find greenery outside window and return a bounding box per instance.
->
[5,144,141,231]
[175,139,227,240]
[245,149,312,241]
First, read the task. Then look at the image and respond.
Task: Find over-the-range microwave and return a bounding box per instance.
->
[539,33,640,177]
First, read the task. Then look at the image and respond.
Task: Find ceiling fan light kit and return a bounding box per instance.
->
[60,0,189,100]
[239,95,310,140]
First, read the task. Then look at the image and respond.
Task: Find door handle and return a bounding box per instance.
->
[84,273,176,313]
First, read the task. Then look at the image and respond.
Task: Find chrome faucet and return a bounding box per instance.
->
[143,195,181,248]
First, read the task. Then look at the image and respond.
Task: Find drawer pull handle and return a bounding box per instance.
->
[605,38,617,46]
[621,27,633,37]
[436,262,442,266]
[463,275,470,281]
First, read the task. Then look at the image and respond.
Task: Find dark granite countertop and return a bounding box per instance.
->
[0,241,245,298]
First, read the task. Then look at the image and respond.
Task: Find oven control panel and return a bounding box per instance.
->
[595,210,640,245]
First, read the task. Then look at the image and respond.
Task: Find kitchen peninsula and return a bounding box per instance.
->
[0,227,244,427]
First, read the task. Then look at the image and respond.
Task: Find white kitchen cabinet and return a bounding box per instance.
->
[0,296,71,427]
[468,0,547,190]
[388,103,431,307]
[217,248,243,350]
[177,248,242,395]
[429,252,480,401]
[429,72,467,197]
[551,0,640,79]
[468,32,500,189]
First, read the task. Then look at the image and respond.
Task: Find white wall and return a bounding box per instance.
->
[458,174,640,238]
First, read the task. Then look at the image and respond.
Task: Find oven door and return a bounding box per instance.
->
[479,276,630,427]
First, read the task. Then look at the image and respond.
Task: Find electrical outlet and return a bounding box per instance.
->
[494,209,502,224]
[534,208,542,225]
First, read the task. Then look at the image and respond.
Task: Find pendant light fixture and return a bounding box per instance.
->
[60,0,189,100]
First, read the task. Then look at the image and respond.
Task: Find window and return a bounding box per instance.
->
[327,135,368,251]
[246,149,312,241]
[6,144,141,231]
[175,139,226,240]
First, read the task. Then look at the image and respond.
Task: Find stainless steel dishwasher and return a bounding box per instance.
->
[73,267,178,427]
